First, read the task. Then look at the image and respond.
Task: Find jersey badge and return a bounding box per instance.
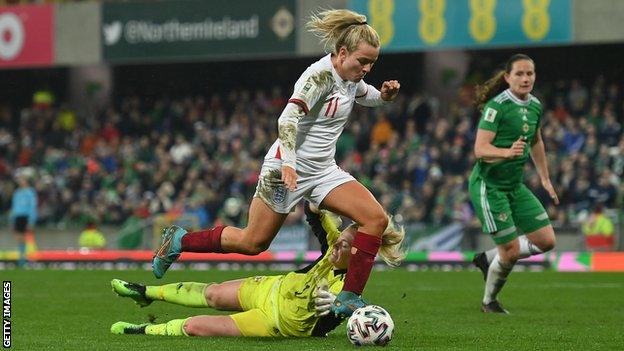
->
[302,82,312,94]
[484,107,497,122]
[522,123,529,133]
[498,213,508,222]
[273,186,287,204]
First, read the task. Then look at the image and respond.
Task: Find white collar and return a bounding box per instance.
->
[505,89,531,106]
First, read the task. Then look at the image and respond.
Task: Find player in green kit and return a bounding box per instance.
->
[468,54,559,314]
[109,203,405,338]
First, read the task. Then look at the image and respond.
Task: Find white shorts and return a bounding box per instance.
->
[254,159,356,214]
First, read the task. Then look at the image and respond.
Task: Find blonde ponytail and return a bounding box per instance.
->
[306,9,380,54]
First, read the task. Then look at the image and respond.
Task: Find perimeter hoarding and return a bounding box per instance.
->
[0,4,54,68]
[102,0,296,63]
[349,0,572,52]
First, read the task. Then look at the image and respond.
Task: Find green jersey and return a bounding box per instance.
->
[470,89,543,190]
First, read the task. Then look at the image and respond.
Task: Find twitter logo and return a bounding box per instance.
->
[103,21,122,46]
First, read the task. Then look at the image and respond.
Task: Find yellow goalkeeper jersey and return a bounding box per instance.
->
[235,210,345,337]
[276,211,345,336]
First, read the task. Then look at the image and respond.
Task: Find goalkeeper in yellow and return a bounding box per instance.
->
[110,203,405,338]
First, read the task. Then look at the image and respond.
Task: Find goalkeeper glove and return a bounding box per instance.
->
[314,284,336,317]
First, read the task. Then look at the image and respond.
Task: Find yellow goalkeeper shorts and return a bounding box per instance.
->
[231,275,281,337]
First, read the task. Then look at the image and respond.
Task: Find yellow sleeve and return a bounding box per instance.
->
[319,211,342,246]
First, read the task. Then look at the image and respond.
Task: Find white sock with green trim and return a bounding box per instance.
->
[485,248,497,263]
[483,255,514,304]
[518,235,544,259]
[484,236,544,263]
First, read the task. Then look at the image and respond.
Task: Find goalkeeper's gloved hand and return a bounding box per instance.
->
[314,285,336,317]
[314,284,336,317]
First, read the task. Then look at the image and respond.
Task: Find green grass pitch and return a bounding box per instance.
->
[3,269,623,350]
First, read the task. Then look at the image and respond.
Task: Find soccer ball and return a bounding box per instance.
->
[346,305,394,346]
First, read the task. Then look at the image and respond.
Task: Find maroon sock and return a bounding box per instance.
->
[181,226,226,253]
[343,231,382,295]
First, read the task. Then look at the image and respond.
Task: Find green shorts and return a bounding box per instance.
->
[468,177,550,244]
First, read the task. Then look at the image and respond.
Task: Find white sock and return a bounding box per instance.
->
[518,235,543,259]
[483,255,514,304]
[485,236,544,263]
[485,248,497,263]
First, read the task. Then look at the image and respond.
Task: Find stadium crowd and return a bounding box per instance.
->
[0,75,622,232]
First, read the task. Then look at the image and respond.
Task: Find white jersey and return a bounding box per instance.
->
[264,54,386,174]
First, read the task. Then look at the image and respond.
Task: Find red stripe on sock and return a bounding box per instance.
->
[343,231,382,295]
[181,226,226,253]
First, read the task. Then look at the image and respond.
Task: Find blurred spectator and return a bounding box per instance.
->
[57,106,77,133]
[170,134,193,164]
[370,113,393,146]
[78,221,107,249]
[582,204,615,251]
[406,91,432,134]
[552,96,569,122]
[32,89,54,110]
[562,119,585,153]
[598,107,621,146]
[184,197,210,229]
[0,73,622,234]
[588,171,618,207]
[567,79,588,116]
[215,196,246,227]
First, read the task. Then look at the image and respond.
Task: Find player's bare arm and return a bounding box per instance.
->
[475,129,525,161]
[277,102,306,190]
[530,128,559,204]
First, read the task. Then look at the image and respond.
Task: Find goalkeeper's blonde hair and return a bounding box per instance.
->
[377,216,406,267]
[306,9,380,55]
[341,215,406,267]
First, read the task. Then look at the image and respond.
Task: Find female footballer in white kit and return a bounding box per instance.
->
[152,9,400,318]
